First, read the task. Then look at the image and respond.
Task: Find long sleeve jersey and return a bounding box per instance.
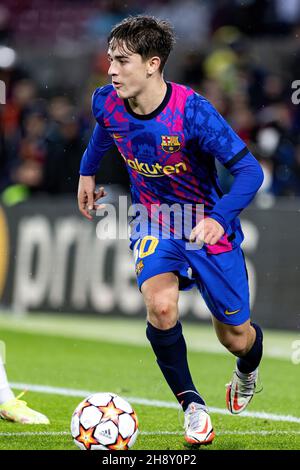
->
[80,82,263,253]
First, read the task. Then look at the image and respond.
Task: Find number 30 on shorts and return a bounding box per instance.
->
[134,236,159,262]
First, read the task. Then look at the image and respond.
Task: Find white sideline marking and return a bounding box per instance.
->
[10,382,300,425]
[0,431,300,438]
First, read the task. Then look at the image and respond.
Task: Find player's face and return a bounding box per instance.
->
[107,43,150,99]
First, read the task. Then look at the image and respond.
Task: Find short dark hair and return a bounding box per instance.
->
[108,15,176,72]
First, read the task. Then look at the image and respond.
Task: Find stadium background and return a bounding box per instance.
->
[0,0,300,451]
[1,0,300,329]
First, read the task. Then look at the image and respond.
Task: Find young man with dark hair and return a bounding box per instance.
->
[78,15,264,446]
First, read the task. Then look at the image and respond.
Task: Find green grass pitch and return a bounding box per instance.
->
[0,314,299,450]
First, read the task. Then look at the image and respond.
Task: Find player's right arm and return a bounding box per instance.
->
[78,175,107,221]
[78,86,114,220]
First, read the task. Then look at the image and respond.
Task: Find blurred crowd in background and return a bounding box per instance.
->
[1,0,300,206]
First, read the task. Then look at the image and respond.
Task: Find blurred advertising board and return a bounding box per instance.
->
[0,198,299,330]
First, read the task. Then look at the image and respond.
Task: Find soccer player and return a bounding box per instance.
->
[0,352,49,424]
[78,16,264,446]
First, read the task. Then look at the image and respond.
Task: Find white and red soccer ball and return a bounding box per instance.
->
[71,392,139,450]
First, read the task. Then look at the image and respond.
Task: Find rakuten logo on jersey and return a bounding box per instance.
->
[123,155,188,177]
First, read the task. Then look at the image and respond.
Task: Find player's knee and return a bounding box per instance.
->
[147,298,177,330]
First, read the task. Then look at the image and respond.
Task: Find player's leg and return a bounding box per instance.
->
[0,354,49,424]
[0,359,14,404]
[190,246,263,414]
[143,272,205,408]
[212,317,262,368]
[212,316,263,413]
[142,272,214,445]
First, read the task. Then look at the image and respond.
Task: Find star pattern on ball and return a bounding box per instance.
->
[98,400,124,425]
[76,424,99,450]
[74,401,91,417]
[108,434,131,450]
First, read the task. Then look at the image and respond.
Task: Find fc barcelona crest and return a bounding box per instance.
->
[161,135,181,153]
[135,260,144,276]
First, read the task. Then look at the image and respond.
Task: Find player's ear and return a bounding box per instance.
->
[147,56,161,75]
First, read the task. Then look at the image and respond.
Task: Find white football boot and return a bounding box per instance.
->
[226,368,259,414]
[184,402,215,445]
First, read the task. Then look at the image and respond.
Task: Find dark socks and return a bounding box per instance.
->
[237,322,263,374]
[146,321,206,411]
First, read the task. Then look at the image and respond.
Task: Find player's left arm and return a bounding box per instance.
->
[190,216,225,246]
[189,95,264,245]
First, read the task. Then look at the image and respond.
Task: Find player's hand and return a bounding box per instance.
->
[189,218,225,246]
[77,175,107,220]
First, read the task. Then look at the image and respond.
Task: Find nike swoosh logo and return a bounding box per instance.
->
[199,417,209,434]
[225,309,240,315]
[194,417,209,435]
[233,385,244,412]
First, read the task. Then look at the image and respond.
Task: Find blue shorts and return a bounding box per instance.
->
[132,237,250,326]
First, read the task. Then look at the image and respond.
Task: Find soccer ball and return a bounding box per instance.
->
[71,392,139,450]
